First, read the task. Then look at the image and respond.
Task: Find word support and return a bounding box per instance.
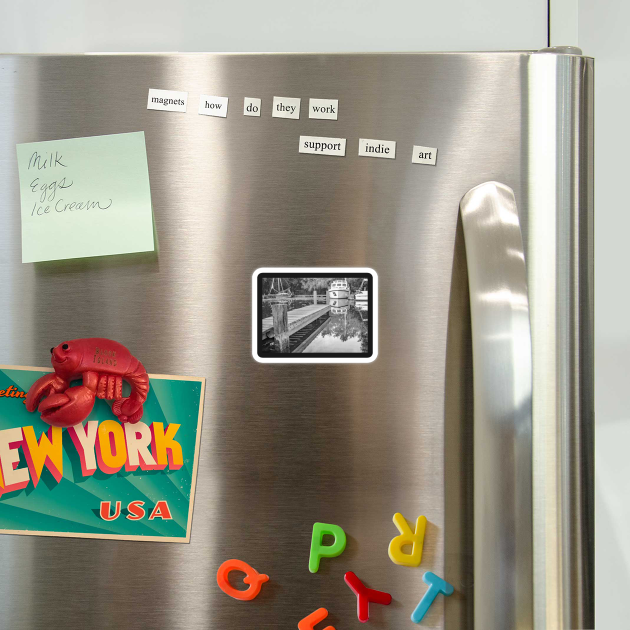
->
[198,95,229,118]
[272,96,301,119]
[358,138,397,159]
[147,88,188,112]
[299,136,346,157]
[309,98,338,120]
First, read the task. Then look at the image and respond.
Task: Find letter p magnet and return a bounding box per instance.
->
[309,522,347,573]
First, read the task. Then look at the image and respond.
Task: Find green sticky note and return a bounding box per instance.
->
[16,132,154,263]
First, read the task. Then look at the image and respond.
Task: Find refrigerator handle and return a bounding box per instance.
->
[459,182,533,629]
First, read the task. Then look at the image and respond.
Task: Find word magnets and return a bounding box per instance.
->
[411,572,454,624]
[388,512,427,567]
[309,522,346,573]
[344,571,392,622]
[216,559,269,601]
[298,608,335,630]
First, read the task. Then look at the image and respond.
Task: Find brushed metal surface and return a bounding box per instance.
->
[0,52,593,629]
[460,182,533,630]
[527,52,595,629]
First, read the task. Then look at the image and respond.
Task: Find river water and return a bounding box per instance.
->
[262,299,368,354]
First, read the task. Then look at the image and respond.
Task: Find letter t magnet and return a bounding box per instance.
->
[388,512,427,566]
[411,572,454,624]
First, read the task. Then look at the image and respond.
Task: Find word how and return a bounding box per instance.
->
[272,96,301,119]
[0,420,183,496]
[99,499,172,521]
[299,136,346,157]
[199,95,228,118]
[358,138,397,159]
[217,559,269,601]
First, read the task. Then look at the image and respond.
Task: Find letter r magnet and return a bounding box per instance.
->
[388,512,427,566]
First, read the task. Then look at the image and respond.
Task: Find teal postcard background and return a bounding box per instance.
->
[0,367,204,542]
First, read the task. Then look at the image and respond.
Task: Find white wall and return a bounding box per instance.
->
[0,0,547,53]
[576,1,629,627]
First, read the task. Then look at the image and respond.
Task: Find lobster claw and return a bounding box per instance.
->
[37,386,96,428]
[25,373,67,413]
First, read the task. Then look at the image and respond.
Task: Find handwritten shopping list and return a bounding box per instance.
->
[16,132,154,263]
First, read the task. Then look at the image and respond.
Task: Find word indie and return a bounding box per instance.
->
[0,420,183,495]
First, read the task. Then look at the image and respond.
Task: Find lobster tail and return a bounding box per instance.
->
[126,358,150,403]
[112,358,150,424]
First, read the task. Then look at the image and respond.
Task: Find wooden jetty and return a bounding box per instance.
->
[261,303,330,341]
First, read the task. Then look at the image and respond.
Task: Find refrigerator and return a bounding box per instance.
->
[0,50,593,629]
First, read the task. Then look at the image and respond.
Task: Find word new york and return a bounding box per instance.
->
[0,420,183,496]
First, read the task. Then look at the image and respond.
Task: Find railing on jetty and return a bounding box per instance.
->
[262,290,328,302]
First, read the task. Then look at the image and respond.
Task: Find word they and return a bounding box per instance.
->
[272,96,301,119]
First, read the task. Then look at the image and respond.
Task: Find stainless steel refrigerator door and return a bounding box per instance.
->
[0,52,593,629]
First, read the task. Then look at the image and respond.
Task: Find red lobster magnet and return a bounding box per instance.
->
[26,338,149,428]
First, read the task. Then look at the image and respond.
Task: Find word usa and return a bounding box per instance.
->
[0,420,183,495]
